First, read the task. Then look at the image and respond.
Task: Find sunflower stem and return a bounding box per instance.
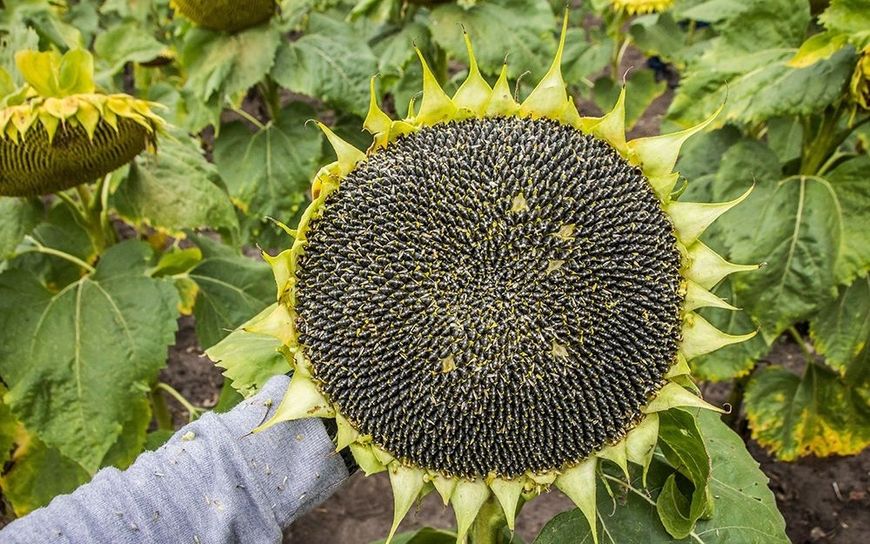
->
[18,235,96,274]
[258,76,281,122]
[469,496,509,544]
[800,104,843,175]
[155,382,203,423]
[150,386,174,431]
[788,326,814,363]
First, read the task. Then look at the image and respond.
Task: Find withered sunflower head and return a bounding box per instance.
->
[250,16,757,543]
[0,49,164,198]
[170,0,278,33]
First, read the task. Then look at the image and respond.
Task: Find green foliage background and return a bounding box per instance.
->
[0,0,867,541]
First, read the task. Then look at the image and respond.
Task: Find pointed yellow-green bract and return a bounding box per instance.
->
[668,185,753,246]
[453,33,493,118]
[681,312,757,361]
[489,477,525,531]
[414,48,458,125]
[519,12,580,125]
[452,479,490,542]
[555,458,598,544]
[386,464,426,543]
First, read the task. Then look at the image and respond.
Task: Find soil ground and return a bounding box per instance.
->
[163,319,870,544]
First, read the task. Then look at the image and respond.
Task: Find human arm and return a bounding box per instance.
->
[0,375,350,544]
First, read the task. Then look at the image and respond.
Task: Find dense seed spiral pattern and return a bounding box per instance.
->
[0,118,148,197]
[296,117,683,478]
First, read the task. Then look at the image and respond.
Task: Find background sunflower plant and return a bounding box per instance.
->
[0,1,866,543]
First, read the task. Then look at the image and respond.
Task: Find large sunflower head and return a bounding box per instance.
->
[170,0,278,32]
[0,49,163,197]
[252,16,757,543]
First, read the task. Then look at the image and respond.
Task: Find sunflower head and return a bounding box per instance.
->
[247,15,757,543]
[0,49,164,198]
[170,0,278,33]
[611,0,675,15]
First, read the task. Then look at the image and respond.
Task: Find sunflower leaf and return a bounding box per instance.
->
[710,141,841,343]
[187,236,274,349]
[428,0,556,79]
[0,197,41,260]
[656,409,712,539]
[819,0,870,48]
[113,132,239,236]
[213,103,324,249]
[270,14,378,118]
[0,435,89,517]
[0,241,178,473]
[824,156,870,285]
[668,48,854,128]
[93,21,168,76]
[533,411,788,543]
[744,363,870,461]
[181,24,281,105]
[810,275,870,379]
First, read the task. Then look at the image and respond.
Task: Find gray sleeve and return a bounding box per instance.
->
[0,375,349,544]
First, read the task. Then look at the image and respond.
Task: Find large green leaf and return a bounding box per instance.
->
[181,24,281,105]
[113,132,238,236]
[710,142,840,342]
[711,0,809,55]
[820,0,870,48]
[206,304,290,397]
[534,412,789,544]
[668,47,854,128]
[429,0,556,79]
[0,197,41,260]
[629,13,690,65]
[213,103,323,247]
[93,21,167,75]
[745,363,870,460]
[811,275,870,379]
[534,411,788,544]
[825,156,870,284]
[188,236,274,349]
[271,14,378,118]
[0,241,179,472]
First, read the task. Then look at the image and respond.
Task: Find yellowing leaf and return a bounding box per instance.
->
[745,364,870,461]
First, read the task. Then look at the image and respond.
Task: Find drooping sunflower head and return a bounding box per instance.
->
[611,0,675,15]
[0,49,164,198]
[254,15,757,543]
[170,0,278,32]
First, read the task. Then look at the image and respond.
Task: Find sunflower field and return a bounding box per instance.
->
[0,0,867,543]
